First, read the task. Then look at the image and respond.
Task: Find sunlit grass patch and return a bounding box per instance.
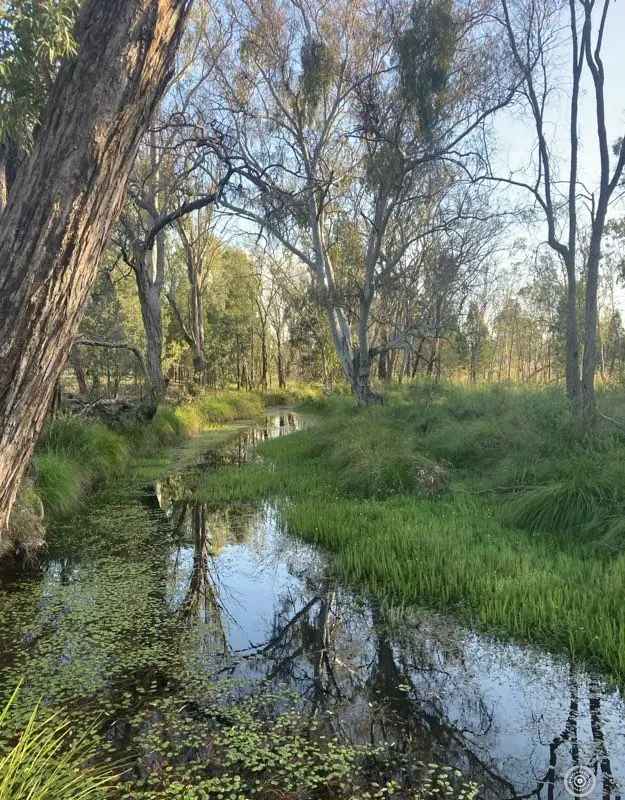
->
[192,381,625,679]
[32,452,87,517]
[280,494,625,677]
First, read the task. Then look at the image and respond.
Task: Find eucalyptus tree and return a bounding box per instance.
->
[0,0,193,539]
[489,0,625,424]
[212,0,513,402]
[116,5,234,397]
[117,124,233,396]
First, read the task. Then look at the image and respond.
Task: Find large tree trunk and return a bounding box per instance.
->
[0,0,192,539]
[321,291,382,406]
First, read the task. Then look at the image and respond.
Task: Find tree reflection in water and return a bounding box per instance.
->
[4,413,620,798]
[159,488,623,800]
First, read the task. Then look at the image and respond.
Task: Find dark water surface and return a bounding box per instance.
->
[1,412,624,798]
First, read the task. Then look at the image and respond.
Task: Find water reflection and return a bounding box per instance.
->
[153,417,625,799]
[198,411,301,469]
[1,413,624,799]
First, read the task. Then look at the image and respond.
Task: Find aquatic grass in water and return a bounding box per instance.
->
[0,686,117,800]
[281,496,625,677]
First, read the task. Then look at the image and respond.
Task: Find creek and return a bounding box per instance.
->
[0,411,623,799]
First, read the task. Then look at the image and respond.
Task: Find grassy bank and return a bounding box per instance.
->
[6,387,320,557]
[195,382,625,680]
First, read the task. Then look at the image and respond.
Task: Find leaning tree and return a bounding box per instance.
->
[0,0,193,540]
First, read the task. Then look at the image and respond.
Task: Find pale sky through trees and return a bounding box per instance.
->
[493,1,625,196]
[484,1,625,296]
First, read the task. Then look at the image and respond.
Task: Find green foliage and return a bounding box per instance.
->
[261,382,324,407]
[503,452,625,544]
[42,416,130,476]
[0,0,80,145]
[0,685,116,800]
[396,0,456,132]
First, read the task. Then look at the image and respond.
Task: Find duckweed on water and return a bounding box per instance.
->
[1,434,479,800]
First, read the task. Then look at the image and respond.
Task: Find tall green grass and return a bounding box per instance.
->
[10,388,322,551]
[199,382,625,540]
[195,381,625,678]
[33,418,129,518]
[0,686,116,799]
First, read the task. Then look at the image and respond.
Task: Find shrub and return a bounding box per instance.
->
[262,383,325,407]
[32,453,86,517]
[330,423,445,498]
[169,405,200,436]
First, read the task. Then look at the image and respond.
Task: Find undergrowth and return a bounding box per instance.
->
[8,387,323,554]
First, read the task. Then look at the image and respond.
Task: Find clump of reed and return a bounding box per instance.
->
[0,686,117,800]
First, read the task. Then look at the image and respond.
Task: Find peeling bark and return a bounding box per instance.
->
[0,0,192,538]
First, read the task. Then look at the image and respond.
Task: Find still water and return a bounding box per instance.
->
[1,412,624,798]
